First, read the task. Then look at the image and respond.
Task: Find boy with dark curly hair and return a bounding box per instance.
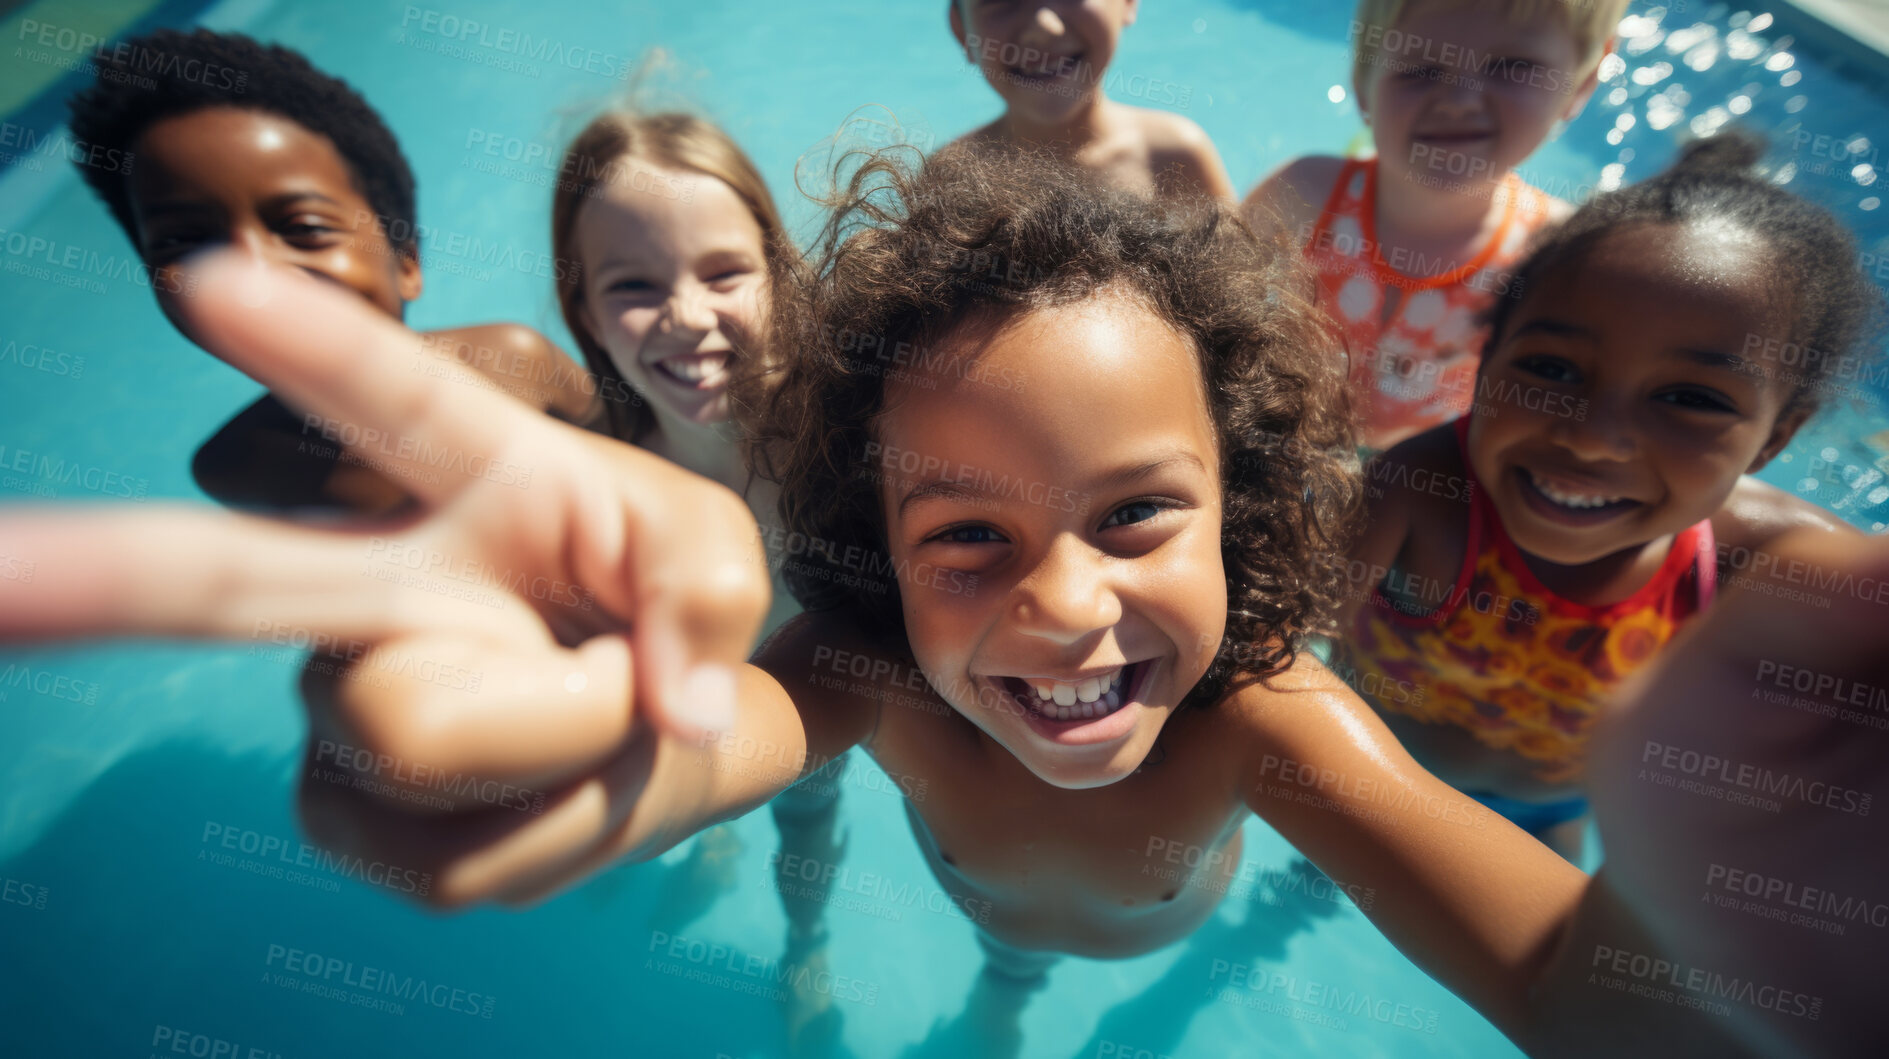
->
[68,28,598,511]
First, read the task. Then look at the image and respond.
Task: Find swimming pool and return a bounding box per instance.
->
[1,1,1885,1056]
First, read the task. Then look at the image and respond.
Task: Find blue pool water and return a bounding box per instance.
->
[1,1,1886,1056]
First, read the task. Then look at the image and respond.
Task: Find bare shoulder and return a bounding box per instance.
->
[750,610,905,748]
[1135,107,1213,158]
[1241,154,1347,238]
[1366,422,1473,523]
[1712,474,1853,555]
[1131,107,1233,202]
[1215,651,1368,747]
[434,322,561,365]
[1209,650,1415,790]
[430,322,596,421]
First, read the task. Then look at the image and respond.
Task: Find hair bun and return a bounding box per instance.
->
[1672,129,1767,175]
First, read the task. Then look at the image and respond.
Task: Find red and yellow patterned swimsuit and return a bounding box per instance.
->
[1304,157,1557,450]
[1337,417,1718,784]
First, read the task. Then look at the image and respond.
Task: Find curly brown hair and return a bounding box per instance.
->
[738,144,1361,705]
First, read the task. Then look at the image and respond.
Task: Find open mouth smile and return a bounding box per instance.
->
[1009,50,1084,82]
[651,351,732,390]
[975,659,1157,747]
[1517,468,1643,526]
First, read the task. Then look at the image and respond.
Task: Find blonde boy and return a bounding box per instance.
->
[1244,0,1626,450]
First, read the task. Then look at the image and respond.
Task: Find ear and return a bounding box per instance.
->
[949,1,971,59]
[395,248,423,303]
[1121,0,1140,27]
[1748,404,1812,473]
[1561,35,1614,123]
[1353,64,1373,125]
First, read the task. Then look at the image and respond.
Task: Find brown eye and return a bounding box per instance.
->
[1102,500,1163,528]
[932,525,1004,545]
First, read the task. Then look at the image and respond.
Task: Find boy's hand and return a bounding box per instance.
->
[0,253,771,905]
[1586,529,1889,1052]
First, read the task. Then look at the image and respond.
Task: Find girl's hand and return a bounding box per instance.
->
[0,253,771,905]
[1588,529,1889,1052]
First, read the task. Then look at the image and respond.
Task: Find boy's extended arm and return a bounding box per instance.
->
[1233,662,1585,1043]
[1233,660,1757,1055]
[614,613,882,862]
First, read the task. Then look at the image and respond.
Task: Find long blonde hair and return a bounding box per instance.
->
[551,111,788,443]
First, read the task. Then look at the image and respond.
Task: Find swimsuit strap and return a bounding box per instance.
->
[1359,160,1524,292]
[1694,517,1718,610]
[1305,158,1370,254]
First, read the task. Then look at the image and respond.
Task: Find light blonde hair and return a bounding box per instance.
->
[1350,0,1628,91]
[550,111,788,443]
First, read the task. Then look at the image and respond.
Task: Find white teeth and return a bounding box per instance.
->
[1530,472,1622,509]
[1008,666,1131,722]
[658,354,730,385]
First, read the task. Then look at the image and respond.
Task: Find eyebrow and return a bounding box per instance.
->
[895,451,1207,519]
[1510,319,1757,375]
[591,246,759,274]
[1674,347,1757,374]
[1508,318,1598,343]
[140,190,342,219]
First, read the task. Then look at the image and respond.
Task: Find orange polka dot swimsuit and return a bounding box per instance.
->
[1305,158,1556,450]
[1336,416,1718,784]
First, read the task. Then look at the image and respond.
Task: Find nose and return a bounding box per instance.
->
[230,223,271,258]
[1546,398,1636,463]
[1016,5,1066,48]
[657,280,717,337]
[1429,83,1485,118]
[1007,535,1122,647]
